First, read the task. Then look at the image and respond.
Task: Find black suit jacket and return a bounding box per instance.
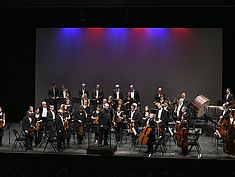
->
[55,115,64,131]
[47,110,56,126]
[130,90,140,103]
[79,89,89,98]
[99,108,112,127]
[126,110,142,127]
[112,89,123,100]
[155,109,168,127]
[22,116,35,132]
[92,89,104,103]
[48,87,59,99]
[223,93,234,105]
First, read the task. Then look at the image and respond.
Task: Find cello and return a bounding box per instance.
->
[138,126,152,145]
[175,120,188,149]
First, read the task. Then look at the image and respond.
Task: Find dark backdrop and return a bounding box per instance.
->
[0,7,234,122]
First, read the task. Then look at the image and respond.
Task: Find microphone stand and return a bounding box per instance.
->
[6,123,12,146]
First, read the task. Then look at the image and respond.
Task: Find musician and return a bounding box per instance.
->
[63,105,72,147]
[59,84,71,106]
[124,92,134,114]
[55,109,64,152]
[46,105,56,139]
[126,103,142,147]
[153,87,165,104]
[82,99,91,118]
[98,102,112,146]
[129,84,140,105]
[34,108,43,147]
[0,106,6,146]
[48,82,59,110]
[113,106,125,143]
[155,102,168,137]
[223,88,234,107]
[112,84,123,103]
[142,105,150,127]
[91,105,101,143]
[91,84,104,107]
[78,82,89,98]
[144,113,156,154]
[173,98,184,122]
[39,101,49,130]
[74,105,87,144]
[22,110,35,151]
[113,98,124,112]
[81,93,90,107]
[179,92,190,108]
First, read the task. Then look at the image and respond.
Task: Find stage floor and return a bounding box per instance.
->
[1,122,234,160]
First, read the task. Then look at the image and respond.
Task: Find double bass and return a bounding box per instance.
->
[175,120,188,149]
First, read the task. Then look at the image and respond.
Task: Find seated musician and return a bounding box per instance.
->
[74,105,87,144]
[142,105,150,127]
[22,110,35,151]
[144,113,156,154]
[126,103,142,147]
[124,92,134,114]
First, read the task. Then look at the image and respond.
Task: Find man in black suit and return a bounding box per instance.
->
[155,102,168,137]
[78,83,89,98]
[55,109,64,152]
[98,103,112,146]
[22,110,35,151]
[92,84,104,107]
[48,82,59,110]
[112,84,123,102]
[223,88,234,107]
[129,84,140,105]
[126,103,142,147]
[46,105,56,139]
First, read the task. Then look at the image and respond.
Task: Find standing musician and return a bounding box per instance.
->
[113,106,125,143]
[112,84,123,104]
[39,101,49,131]
[48,82,59,110]
[153,87,165,104]
[0,106,6,146]
[179,92,190,108]
[91,84,104,108]
[124,92,134,114]
[63,104,72,147]
[74,105,87,144]
[129,84,140,106]
[79,82,89,99]
[34,108,43,148]
[46,105,56,139]
[98,103,112,146]
[223,88,234,107]
[59,84,71,106]
[155,102,168,137]
[91,105,101,144]
[215,104,230,139]
[126,103,142,147]
[175,106,189,155]
[55,109,65,152]
[22,110,35,151]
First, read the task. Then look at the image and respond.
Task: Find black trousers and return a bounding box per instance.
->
[57,130,64,150]
[25,133,33,150]
[98,127,109,145]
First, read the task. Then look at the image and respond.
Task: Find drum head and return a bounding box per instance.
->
[193,95,210,118]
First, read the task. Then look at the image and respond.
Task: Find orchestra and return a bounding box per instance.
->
[1,82,234,158]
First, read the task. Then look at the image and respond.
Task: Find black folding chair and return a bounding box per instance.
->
[11,129,25,152]
[154,132,167,156]
[43,134,57,152]
[187,129,201,158]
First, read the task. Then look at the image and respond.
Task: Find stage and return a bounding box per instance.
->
[1,121,235,177]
